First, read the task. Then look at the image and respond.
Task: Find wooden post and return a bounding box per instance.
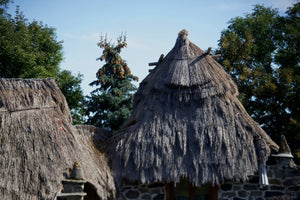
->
[165,182,174,200]
[188,182,195,200]
[209,185,218,200]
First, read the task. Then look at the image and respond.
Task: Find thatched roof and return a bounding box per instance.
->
[0,78,115,200]
[108,30,279,186]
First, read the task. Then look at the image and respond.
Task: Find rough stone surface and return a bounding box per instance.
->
[141,194,151,199]
[153,194,164,200]
[222,192,236,198]
[125,190,139,199]
[243,184,257,190]
[117,183,164,200]
[283,178,300,186]
[265,191,284,198]
[233,197,245,200]
[250,191,263,196]
[238,191,247,197]
[117,158,300,200]
[219,157,300,200]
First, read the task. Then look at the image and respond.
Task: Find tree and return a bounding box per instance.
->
[55,70,85,124]
[86,35,138,131]
[0,2,85,124]
[0,7,62,78]
[217,4,300,155]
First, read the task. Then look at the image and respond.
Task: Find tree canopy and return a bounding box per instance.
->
[0,2,85,124]
[86,35,138,131]
[217,3,300,156]
[55,70,85,124]
[0,7,62,78]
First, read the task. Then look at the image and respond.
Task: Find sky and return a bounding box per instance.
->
[7,0,298,95]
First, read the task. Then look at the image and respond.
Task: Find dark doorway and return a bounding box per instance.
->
[84,182,101,200]
[165,178,218,200]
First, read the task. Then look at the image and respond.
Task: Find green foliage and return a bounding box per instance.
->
[217,3,300,153]
[86,35,138,131]
[0,7,62,78]
[0,0,10,15]
[55,70,85,124]
[0,4,85,124]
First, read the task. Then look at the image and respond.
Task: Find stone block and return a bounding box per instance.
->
[270,185,285,190]
[264,191,284,198]
[243,184,257,190]
[286,169,300,177]
[153,193,164,200]
[150,189,161,194]
[286,191,295,196]
[233,185,241,190]
[125,190,140,199]
[268,179,281,185]
[288,186,300,191]
[141,194,151,199]
[220,183,232,191]
[274,169,286,177]
[250,191,262,196]
[237,191,247,197]
[233,197,245,200]
[222,192,236,198]
[283,178,300,186]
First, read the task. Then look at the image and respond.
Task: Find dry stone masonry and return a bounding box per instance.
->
[117,182,165,200]
[218,155,300,200]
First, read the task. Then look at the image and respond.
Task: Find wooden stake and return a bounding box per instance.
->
[207,47,211,55]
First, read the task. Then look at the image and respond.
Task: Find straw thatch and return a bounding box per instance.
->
[108,30,279,187]
[0,78,115,200]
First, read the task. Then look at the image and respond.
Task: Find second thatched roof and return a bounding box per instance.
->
[108,30,279,186]
[0,78,115,200]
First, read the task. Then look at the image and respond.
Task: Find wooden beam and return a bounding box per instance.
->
[211,54,221,59]
[149,54,164,66]
[148,62,159,66]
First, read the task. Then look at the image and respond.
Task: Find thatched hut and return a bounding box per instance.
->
[0,78,115,200]
[108,30,279,199]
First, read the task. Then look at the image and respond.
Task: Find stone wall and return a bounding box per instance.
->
[218,157,300,200]
[116,182,165,200]
[116,158,300,200]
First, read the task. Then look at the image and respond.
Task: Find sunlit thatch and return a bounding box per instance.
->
[0,78,115,200]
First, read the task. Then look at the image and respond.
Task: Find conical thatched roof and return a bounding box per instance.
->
[108,30,279,186]
[0,78,115,200]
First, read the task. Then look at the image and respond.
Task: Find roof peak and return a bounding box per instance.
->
[178,29,188,37]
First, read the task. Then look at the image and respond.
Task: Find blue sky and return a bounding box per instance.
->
[7,0,297,94]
